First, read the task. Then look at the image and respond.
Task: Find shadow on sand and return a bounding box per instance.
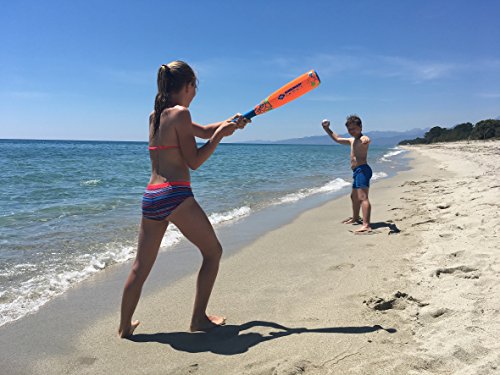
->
[129,320,396,355]
[370,221,401,234]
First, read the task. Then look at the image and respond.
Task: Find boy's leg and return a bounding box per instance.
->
[352,188,362,221]
[354,187,371,233]
[342,188,361,224]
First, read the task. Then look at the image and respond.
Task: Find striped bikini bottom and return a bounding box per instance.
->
[142,181,194,221]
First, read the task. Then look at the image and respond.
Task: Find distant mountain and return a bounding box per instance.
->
[241,128,429,146]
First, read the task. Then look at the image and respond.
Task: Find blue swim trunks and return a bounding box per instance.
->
[352,164,373,189]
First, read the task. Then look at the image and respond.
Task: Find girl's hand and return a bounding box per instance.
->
[229,113,251,129]
[216,120,237,138]
[322,119,330,128]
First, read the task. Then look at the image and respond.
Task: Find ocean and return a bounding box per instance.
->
[0,139,408,326]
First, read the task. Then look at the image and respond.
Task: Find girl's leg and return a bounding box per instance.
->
[168,197,224,331]
[118,217,169,338]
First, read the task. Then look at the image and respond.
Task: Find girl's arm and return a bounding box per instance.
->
[191,122,222,139]
[191,114,247,139]
[176,108,236,170]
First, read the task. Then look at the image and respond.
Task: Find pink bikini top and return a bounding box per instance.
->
[148,145,179,150]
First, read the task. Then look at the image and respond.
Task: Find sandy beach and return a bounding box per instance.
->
[1,140,499,374]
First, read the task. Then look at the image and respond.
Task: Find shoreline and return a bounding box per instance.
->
[0,145,401,329]
[0,141,401,328]
[1,140,498,374]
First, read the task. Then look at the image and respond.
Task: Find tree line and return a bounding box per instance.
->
[399,119,500,145]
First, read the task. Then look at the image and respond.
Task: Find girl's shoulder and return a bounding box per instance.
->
[163,106,192,131]
[161,105,190,119]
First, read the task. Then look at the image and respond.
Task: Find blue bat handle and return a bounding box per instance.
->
[231,109,256,124]
[242,110,257,119]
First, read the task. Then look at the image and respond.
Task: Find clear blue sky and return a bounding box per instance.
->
[1,0,499,141]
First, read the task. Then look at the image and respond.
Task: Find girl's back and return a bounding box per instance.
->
[148,106,190,184]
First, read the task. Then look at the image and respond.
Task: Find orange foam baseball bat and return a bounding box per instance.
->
[239,70,321,120]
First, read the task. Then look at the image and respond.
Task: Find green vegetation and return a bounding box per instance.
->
[399,119,500,145]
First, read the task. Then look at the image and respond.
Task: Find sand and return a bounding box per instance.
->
[1,140,499,374]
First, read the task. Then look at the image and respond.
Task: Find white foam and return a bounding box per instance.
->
[0,265,100,326]
[372,171,388,180]
[380,147,407,162]
[160,227,183,249]
[0,235,186,327]
[277,178,350,204]
[80,179,102,186]
[208,206,252,225]
[13,263,37,270]
[0,205,257,327]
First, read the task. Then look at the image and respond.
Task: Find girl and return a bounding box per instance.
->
[118,61,249,337]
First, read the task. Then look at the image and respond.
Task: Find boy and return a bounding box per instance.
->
[322,115,372,233]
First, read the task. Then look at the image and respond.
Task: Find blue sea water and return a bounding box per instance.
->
[0,139,408,326]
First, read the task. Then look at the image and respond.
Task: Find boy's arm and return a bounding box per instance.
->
[321,120,351,145]
[360,135,371,144]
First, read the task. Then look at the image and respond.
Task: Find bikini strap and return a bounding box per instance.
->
[148,145,179,150]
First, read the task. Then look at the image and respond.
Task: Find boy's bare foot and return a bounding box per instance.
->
[190,315,226,332]
[354,225,372,234]
[118,320,140,338]
[342,217,362,224]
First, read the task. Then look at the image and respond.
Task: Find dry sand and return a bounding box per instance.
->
[2,140,499,374]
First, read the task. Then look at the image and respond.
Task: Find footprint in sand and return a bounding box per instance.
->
[363,291,427,311]
[419,306,450,323]
[452,345,490,365]
[411,219,436,227]
[169,364,199,375]
[437,203,451,209]
[77,357,98,366]
[348,229,381,235]
[475,253,491,259]
[400,179,442,187]
[448,250,465,259]
[328,263,355,272]
[433,265,480,279]
[265,359,317,375]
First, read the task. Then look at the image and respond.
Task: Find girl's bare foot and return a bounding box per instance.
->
[118,320,140,338]
[190,315,226,332]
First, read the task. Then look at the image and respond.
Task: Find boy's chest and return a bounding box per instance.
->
[351,140,368,155]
